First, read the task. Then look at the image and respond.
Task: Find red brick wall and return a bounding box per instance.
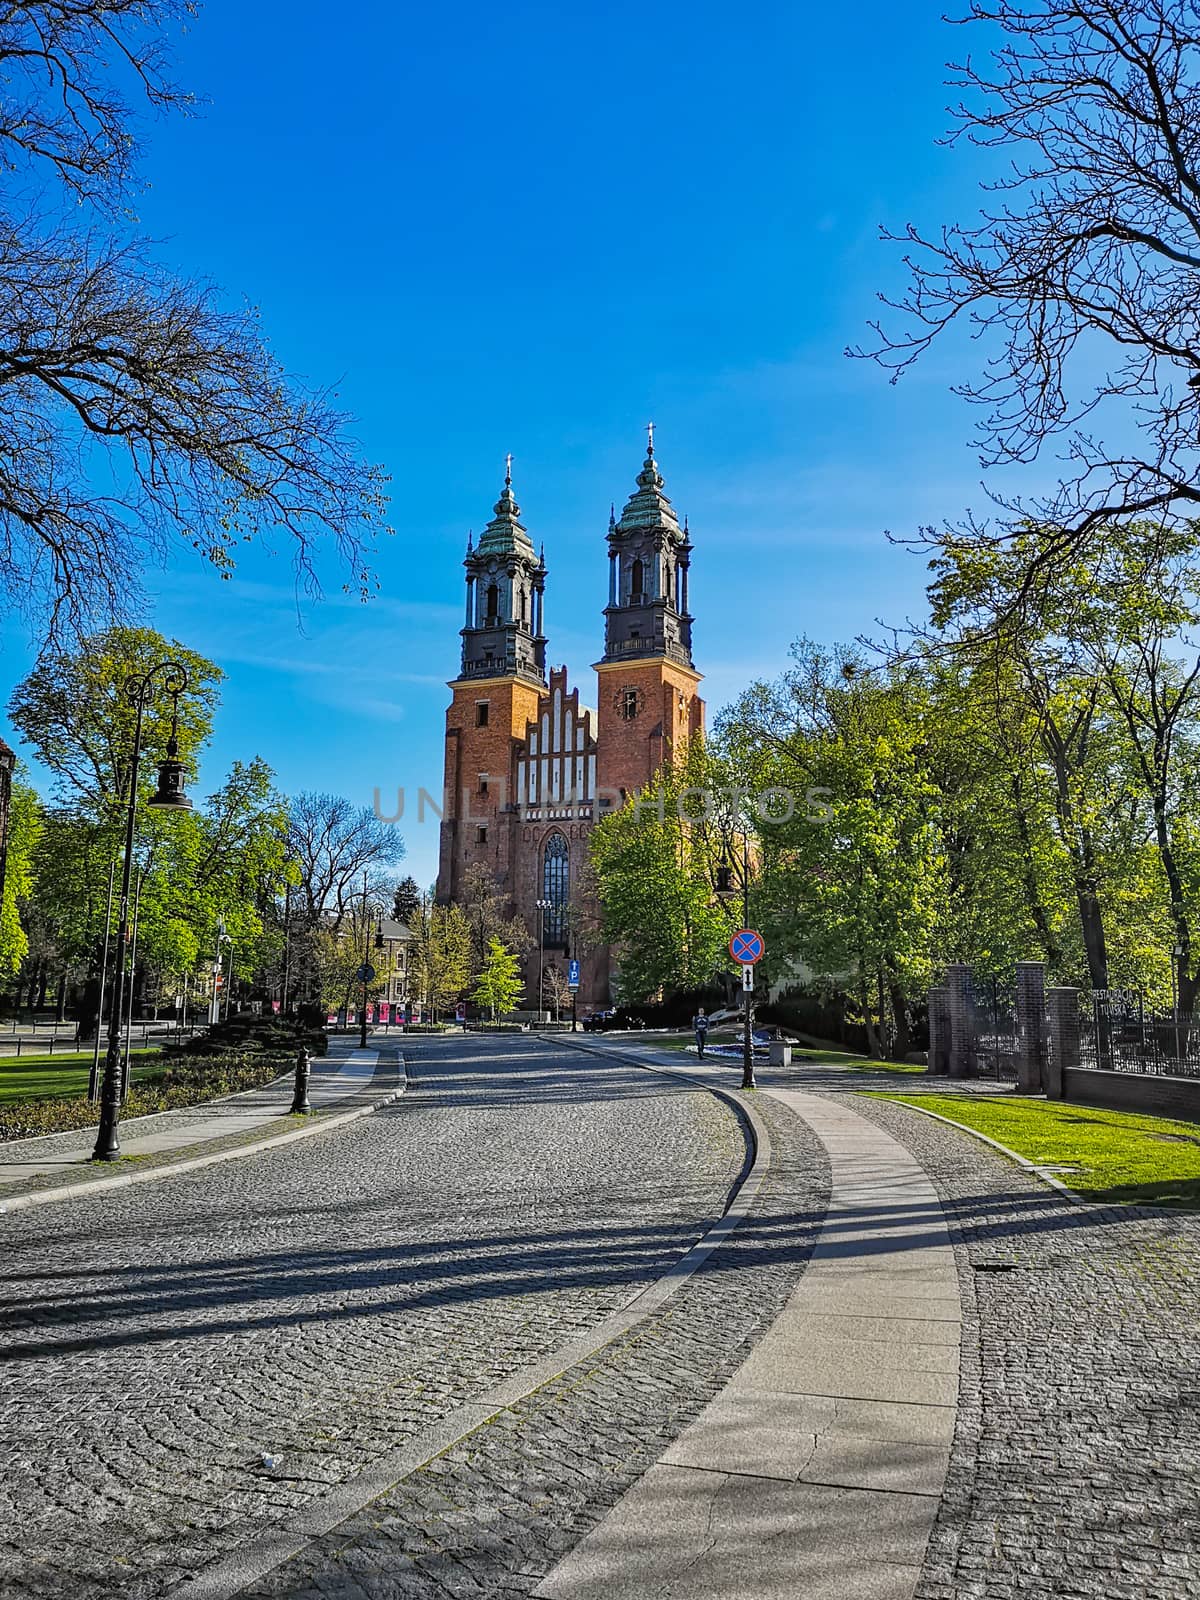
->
[594,659,706,800]
[437,676,544,905]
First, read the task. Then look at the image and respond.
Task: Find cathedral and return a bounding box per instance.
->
[436,432,705,1009]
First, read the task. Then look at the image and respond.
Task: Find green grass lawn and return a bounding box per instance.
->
[869,1091,1200,1207]
[645,1037,924,1073]
[794,1047,925,1074]
[0,1050,164,1104]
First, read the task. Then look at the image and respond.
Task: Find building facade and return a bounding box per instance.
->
[436,436,705,1009]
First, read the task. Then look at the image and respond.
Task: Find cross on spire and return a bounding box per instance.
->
[646,421,655,457]
[504,451,513,486]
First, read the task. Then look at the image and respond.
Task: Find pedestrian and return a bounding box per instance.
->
[693,1008,709,1059]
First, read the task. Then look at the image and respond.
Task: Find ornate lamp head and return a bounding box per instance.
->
[147,731,192,810]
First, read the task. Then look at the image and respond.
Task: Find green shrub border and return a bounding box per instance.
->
[0,1049,293,1143]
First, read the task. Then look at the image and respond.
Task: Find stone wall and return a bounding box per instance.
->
[1060,1067,1200,1120]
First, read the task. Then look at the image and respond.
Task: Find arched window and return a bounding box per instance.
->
[630,557,644,603]
[542,832,570,947]
[485,582,499,621]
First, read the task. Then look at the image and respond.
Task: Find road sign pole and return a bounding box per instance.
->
[728,931,763,1090]
[742,965,755,1090]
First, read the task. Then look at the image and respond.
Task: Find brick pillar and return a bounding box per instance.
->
[927,987,950,1074]
[946,963,977,1079]
[1015,962,1047,1093]
[1045,987,1080,1100]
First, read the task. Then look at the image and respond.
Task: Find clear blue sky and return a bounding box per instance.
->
[0,0,1034,889]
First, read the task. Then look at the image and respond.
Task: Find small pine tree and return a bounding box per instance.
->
[472,938,525,1021]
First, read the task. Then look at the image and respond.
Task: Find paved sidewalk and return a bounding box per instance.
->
[537,1071,958,1600]
[0,1034,400,1202]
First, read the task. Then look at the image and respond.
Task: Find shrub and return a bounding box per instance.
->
[171,1012,326,1060]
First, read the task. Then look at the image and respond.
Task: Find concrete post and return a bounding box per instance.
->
[1045,987,1080,1100]
[1015,962,1047,1093]
[927,987,951,1075]
[947,963,977,1079]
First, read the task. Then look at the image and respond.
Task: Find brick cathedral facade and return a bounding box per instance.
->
[436,435,704,1009]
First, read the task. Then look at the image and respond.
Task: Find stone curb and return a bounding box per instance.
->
[169,1037,772,1600]
[0,1057,407,1218]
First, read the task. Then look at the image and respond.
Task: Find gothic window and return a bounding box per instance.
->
[485,583,499,621]
[630,557,644,604]
[542,831,569,946]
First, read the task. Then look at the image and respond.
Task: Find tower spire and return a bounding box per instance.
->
[601,430,692,668]
[458,456,544,684]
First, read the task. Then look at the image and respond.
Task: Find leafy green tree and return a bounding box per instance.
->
[409,901,471,1020]
[720,644,950,1056]
[472,938,524,1021]
[457,862,533,976]
[589,745,731,1004]
[930,519,1200,1002]
[311,895,393,1015]
[0,778,40,978]
[10,627,222,808]
[8,628,291,1017]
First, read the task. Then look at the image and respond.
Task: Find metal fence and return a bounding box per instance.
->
[968,974,1019,1081]
[1080,989,1200,1077]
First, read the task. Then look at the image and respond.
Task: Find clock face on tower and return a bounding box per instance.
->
[614,686,644,721]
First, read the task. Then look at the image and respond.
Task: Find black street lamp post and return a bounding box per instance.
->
[92,662,192,1162]
[280,881,292,1017]
[716,837,756,1091]
[358,873,386,1049]
[535,898,552,1025]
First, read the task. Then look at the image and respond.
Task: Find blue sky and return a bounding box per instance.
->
[1,0,1035,888]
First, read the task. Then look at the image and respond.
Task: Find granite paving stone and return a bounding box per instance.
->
[0,1034,778,1600]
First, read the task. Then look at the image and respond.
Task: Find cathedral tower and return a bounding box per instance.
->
[595,430,704,800]
[436,462,547,906]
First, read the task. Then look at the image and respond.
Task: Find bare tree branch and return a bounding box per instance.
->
[854,0,1200,602]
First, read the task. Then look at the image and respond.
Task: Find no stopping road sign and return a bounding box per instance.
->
[729,929,764,965]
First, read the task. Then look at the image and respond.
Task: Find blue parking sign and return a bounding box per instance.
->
[568,959,581,990]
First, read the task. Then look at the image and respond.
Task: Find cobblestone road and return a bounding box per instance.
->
[853,1094,1200,1600]
[239,1081,828,1600]
[0,1035,775,1600]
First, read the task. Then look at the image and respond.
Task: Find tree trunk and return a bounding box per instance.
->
[1044,722,1109,989]
[858,974,882,1058]
[1012,779,1062,970]
[77,976,101,1043]
[888,977,911,1060]
[1076,882,1109,992]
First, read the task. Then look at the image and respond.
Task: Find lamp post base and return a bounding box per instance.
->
[91,1106,122,1161]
